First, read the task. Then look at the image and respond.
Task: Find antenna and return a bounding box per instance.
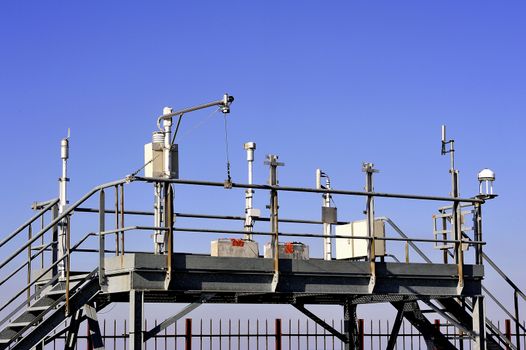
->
[440,124,455,171]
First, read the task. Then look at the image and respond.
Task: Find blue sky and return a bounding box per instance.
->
[0,1,525,322]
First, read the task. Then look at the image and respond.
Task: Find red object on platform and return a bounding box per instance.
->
[230,238,245,247]
[284,242,294,254]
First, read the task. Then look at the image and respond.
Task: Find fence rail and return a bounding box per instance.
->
[44,317,526,350]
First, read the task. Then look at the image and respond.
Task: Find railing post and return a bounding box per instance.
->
[185,318,192,350]
[515,291,521,350]
[115,185,120,256]
[265,155,284,292]
[358,319,364,350]
[120,183,125,255]
[275,318,282,350]
[52,204,59,278]
[164,185,174,289]
[505,319,511,350]
[65,216,71,315]
[451,171,464,291]
[474,203,483,265]
[27,225,32,306]
[363,163,378,292]
[99,189,106,287]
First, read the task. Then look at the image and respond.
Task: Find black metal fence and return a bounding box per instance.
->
[45,317,526,350]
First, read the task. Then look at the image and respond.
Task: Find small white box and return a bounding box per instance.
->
[211,239,259,258]
[335,219,386,259]
[144,143,179,178]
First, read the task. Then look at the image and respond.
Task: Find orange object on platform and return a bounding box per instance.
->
[230,238,245,247]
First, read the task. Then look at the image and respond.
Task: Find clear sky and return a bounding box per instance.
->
[0,1,524,323]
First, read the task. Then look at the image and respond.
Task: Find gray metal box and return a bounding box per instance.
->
[211,239,259,258]
[335,219,386,259]
[144,143,179,178]
[264,242,309,260]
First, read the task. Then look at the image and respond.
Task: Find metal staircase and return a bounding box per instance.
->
[382,217,524,350]
[0,270,101,350]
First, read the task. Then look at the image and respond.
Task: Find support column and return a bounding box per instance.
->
[472,296,487,350]
[129,290,144,350]
[344,301,359,350]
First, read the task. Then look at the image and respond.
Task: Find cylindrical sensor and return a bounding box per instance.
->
[60,138,69,160]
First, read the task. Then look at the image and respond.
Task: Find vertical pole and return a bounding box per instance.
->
[275,319,282,350]
[115,185,120,256]
[505,319,511,350]
[65,216,71,315]
[515,291,521,350]
[452,171,464,290]
[99,189,106,287]
[27,225,32,306]
[344,300,358,350]
[358,319,364,350]
[52,205,59,277]
[154,182,164,254]
[441,214,448,264]
[244,142,256,240]
[40,214,45,269]
[474,203,483,265]
[120,184,125,255]
[185,318,192,350]
[129,290,144,350]
[472,296,487,350]
[266,155,284,292]
[363,163,377,291]
[317,169,333,261]
[164,185,174,288]
[58,136,69,279]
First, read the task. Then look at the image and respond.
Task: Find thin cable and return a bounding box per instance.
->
[129,152,161,177]
[177,107,220,141]
[223,113,232,182]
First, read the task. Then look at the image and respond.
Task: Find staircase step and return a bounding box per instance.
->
[8,322,31,330]
[0,328,18,343]
[27,305,49,313]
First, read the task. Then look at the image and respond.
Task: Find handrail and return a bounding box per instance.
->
[0,232,95,318]
[385,215,523,347]
[0,242,53,287]
[132,176,485,204]
[0,178,128,271]
[171,225,484,246]
[379,217,432,263]
[482,251,526,301]
[0,198,59,249]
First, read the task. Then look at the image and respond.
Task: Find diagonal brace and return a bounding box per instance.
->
[293,304,347,343]
[144,293,215,341]
[84,304,105,350]
[386,307,404,350]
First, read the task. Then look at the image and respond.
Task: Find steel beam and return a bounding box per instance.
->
[144,294,214,341]
[386,307,404,350]
[391,301,456,350]
[129,290,144,350]
[293,304,347,343]
[64,308,83,350]
[84,304,105,350]
[472,296,487,350]
[343,301,360,350]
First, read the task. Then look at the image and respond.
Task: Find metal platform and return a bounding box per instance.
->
[102,253,483,303]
